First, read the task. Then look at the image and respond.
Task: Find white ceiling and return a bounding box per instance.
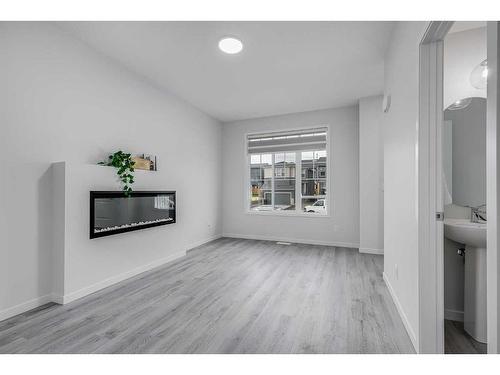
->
[57,22,394,122]
[449,21,486,34]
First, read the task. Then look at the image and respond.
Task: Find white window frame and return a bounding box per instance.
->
[245,126,331,218]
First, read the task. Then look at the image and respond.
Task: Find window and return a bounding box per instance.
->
[301,150,327,211]
[247,127,328,215]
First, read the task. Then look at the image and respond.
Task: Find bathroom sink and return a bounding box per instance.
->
[444,218,487,343]
[444,218,487,248]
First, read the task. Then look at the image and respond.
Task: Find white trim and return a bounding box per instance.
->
[359,247,384,255]
[0,235,222,320]
[271,153,275,207]
[0,294,53,322]
[222,233,359,249]
[186,234,223,251]
[486,21,500,354]
[245,210,330,218]
[60,250,187,304]
[383,272,418,352]
[444,308,464,322]
[417,21,453,354]
[248,140,326,151]
[244,124,331,218]
[247,127,328,139]
[62,235,222,304]
[50,293,64,305]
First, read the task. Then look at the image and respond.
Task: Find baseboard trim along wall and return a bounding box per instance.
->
[0,235,222,322]
[383,272,418,352]
[186,235,222,251]
[222,233,359,249]
[62,234,223,304]
[61,249,187,304]
[444,308,464,322]
[0,294,54,322]
[359,247,384,255]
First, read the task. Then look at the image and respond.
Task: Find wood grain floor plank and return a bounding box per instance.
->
[0,238,414,354]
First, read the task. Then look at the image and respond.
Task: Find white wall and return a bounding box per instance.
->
[359,96,384,254]
[0,22,222,319]
[444,27,487,109]
[51,162,221,304]
[221,106,359,247]
[382,21,430,350]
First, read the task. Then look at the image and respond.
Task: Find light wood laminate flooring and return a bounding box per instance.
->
[0,238,414,353]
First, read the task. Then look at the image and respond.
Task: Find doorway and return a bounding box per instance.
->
[418,21,500,354]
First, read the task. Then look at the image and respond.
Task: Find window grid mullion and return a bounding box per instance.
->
[296,151,301,212]
[271,153,275,209]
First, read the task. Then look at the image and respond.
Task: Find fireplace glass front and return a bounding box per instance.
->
[90,191,176,238]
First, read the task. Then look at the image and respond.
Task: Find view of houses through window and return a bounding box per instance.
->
[249,149,327,214]
[247,127,328,214]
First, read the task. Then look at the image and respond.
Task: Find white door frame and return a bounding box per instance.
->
[487,21,500,354]
[419,21,500,354]
[418,21,453,354]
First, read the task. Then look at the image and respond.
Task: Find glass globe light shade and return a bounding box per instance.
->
[446,97,473,111]
[470,59,488,89]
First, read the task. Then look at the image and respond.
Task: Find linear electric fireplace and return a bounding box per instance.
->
[90,191,176,239]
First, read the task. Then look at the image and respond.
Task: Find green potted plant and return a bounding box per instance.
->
[99,151,136,196]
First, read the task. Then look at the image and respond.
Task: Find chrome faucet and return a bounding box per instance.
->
[469,204,487,223]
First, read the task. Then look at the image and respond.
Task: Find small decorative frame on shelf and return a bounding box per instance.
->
[132,154,158,171]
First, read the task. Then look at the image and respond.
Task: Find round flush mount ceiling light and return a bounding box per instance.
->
[446,97,473,111]
[218,37,243,54]
[470,59,488,89]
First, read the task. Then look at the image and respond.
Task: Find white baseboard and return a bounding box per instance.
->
[0,294,53,322]
[383,272,418,352]
[187,234,222,251]
[50,293,64,305]
[0,235,222,319]
[62,234,222,304]
[222,233,359,249]
[444,308,464,322]
[61,249,187,304]
[359,247,384,255]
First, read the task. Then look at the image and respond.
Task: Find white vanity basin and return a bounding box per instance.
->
[444,218,486,248]
[444,218,487,343]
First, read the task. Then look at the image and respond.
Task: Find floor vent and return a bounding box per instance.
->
[276,241,292,245]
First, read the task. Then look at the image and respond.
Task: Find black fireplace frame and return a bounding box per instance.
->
[90,191,176,239]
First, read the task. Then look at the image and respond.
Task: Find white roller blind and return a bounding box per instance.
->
[247,127,327,154]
